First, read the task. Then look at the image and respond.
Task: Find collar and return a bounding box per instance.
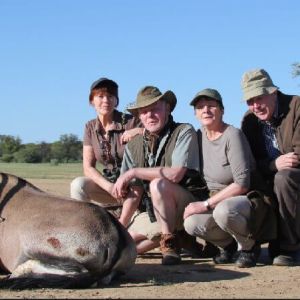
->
[143,115,175,155]
[95,110,125,134]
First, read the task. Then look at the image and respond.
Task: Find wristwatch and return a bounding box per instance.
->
[203,200,211,210]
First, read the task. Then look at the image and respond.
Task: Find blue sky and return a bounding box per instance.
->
[1,0,299,144]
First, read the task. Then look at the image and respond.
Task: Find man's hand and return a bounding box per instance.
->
[275,152,300,170]
[112,169,134,200]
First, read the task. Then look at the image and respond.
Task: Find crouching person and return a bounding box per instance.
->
[70,77,142,218]
[183,88,277,268]
[112,86,207,265]
[241,68,300,266]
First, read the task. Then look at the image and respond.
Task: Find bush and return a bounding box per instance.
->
[1,154,15,162]
[50,158,59,166]
[14,144,42,163]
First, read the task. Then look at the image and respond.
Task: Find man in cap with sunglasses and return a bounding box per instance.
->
[241,68,300,266]
[112,86,207,265]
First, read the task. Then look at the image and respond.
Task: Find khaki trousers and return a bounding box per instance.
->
[184,196,255,251]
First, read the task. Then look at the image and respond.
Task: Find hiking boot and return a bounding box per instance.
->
[213,239,237,264]
[273,251,296,266]
[176,230,204,258]
[160,233,181,265]
[201,242,220,259]
[235,243,261,268]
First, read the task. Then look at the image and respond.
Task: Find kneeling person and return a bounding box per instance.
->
[112,86,206,265]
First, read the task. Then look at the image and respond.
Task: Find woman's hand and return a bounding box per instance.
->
[120,128,143,144]
[183,201,209,219]
[106,181,115,197]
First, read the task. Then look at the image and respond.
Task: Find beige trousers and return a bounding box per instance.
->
[70,176,119,207]
[184,195,255,251]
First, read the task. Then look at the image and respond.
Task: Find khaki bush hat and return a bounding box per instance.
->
[190,88,223,109]
[241,68,278,101]
[127,86,177,115]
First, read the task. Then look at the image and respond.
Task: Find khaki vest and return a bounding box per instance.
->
[127,123,207,197]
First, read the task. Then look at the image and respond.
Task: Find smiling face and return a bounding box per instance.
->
[246,92,277,121]
[90,88,117,117]
[138,100,170,134]
[194,97,223,129]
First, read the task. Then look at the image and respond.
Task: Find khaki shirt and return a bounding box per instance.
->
[83,110,139,168]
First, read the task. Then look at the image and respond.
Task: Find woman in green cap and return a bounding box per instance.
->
[184,88,275,268]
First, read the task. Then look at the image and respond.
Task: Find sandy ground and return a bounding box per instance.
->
[0,178,299,299]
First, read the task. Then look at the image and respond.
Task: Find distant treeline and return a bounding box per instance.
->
[0,134,82,164]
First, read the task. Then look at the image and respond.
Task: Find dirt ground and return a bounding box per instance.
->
[1,178,299,299]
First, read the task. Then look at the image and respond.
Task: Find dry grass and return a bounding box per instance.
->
[0,162,83,179]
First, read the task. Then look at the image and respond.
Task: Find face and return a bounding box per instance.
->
[194,98,223,128]
[246,92,277,121]
[91,89,117,116]
[138,100,170,134]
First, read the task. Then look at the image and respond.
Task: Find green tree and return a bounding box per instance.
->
[51,134,82,162]
[14,143,43,163]
[0,135,22,161]
[292,62,300,78]
[39,142,52,162]
[0,133,82,163]
[50,141,65,162]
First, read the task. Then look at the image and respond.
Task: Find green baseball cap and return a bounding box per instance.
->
[241,68,278,101]
[190,88,223,109]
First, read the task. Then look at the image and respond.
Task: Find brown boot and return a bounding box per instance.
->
[160,233,181,265]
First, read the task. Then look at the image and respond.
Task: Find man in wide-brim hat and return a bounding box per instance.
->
[112,85,206,265]
[126,86,177,116]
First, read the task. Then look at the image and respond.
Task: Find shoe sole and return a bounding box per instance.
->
[236,262,256,268]
[273,259,294,266]
[273,254,295,266]
[162,256,181,265]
